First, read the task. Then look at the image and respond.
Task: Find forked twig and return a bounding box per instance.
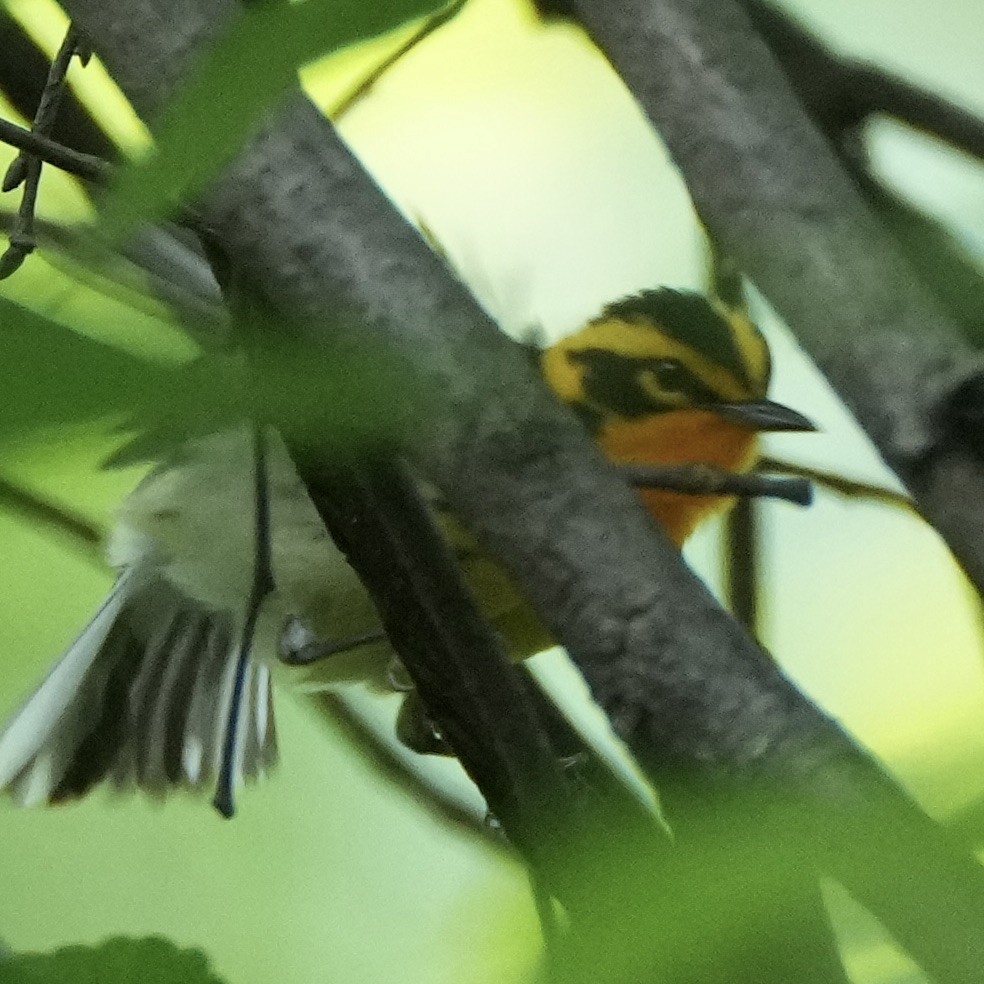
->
[1,24,89,279]
[0,116,111,184]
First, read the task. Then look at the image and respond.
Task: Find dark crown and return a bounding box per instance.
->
[601,288,751,387]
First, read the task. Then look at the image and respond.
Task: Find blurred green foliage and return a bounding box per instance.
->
[0,937,226,984]
[0,291,421,458]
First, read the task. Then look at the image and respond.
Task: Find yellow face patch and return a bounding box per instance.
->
[540,300,769,425]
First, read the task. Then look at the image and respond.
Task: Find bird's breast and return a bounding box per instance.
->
[597,410,759,545]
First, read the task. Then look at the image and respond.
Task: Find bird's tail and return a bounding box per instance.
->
[0,563,276,806]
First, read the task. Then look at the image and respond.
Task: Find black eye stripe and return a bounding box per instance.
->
[567,348,717,417]
[601,288,752,387]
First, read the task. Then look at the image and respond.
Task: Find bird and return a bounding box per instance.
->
[0,287,813,811]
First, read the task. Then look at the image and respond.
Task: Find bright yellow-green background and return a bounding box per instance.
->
[1,1,983,982]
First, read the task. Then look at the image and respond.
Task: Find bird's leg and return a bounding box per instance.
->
[212,422,275,819]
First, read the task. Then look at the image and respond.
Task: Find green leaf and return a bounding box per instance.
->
[101,0,450,240]
[0,936,227,984]
[0,294,170,441]
[0,292,419,451]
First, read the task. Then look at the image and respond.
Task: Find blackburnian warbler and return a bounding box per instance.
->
[0,288,812,807]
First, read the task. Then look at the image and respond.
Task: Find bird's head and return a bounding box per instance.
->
[539,288,813,434]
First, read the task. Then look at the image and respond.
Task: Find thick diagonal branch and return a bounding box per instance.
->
[741,0,984,162]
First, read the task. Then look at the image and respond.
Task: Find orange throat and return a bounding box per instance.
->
[598,410,759,546]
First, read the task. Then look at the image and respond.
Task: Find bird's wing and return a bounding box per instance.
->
[0,547,276,805]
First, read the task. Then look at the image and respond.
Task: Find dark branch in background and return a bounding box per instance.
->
[857,175,984,351]
[0,474,103,559]
[741,0,984,351]
[853,73,984,161]
[0,25,88,279]
[708,242,764,636]
[37,0,984,980]
[741,0,984,165]
[706,238,764,637]
[311,689,491,836]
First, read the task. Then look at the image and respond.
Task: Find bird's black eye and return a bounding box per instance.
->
[651,358,687,390]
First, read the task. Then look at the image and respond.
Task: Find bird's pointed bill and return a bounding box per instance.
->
[710,399,816,432]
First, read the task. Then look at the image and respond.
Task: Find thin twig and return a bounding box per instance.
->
[0,12,114,161]
[1,25,88,279]
[0,473,104,559]
[724,497,760,634]
[306,689,495,837]
[328,0,467,122]
[0,116,112,183]
[705,239,763,636]
[757,456,914,508]
[620,462,813,506]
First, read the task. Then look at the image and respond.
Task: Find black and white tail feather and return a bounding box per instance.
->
[0,547,277,808]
